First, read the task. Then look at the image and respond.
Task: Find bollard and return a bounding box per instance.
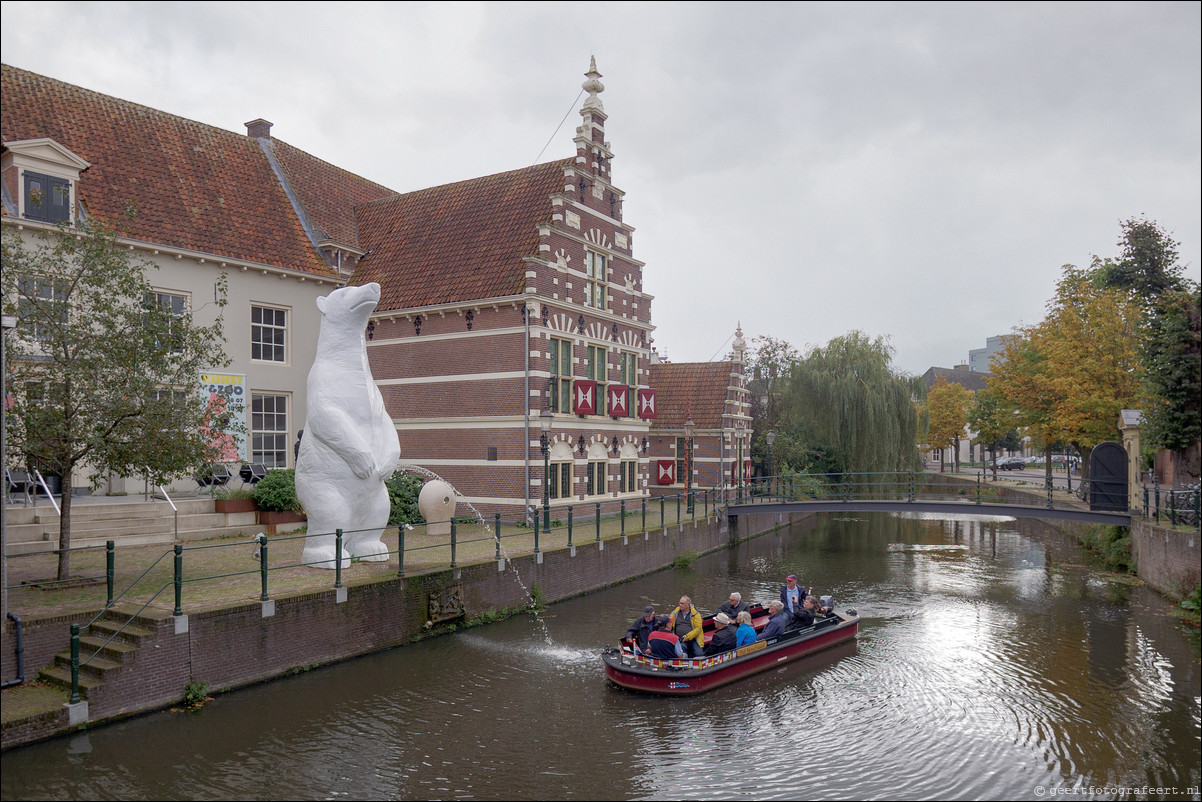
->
[105,540,115,608]
[398,522,406,577]
[595,502,601,543]
[258,534,270,601]
[335,529,344,589]
[568,505,574,549]
[495,513,502,562]
[452,519,460,567]
[69,624,81,704]
[173,544,183,616]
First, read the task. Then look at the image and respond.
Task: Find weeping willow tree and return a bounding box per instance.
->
[785,331,925,475]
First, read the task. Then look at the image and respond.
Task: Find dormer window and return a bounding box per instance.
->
[23,171,72,224]
[2,138,89,226]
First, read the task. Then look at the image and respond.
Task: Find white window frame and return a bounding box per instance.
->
[250,392,290,468]
[549,336,572,414]
[251,304,289,364]
[584,250,607,310]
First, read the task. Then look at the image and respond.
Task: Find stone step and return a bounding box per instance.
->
[54,650,124,680]
[5,523,51,543]
[77,636,141,663]
[88,618,155,645]
[38,665,104,698]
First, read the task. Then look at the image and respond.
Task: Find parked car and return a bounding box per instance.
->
[999,457,1026,471]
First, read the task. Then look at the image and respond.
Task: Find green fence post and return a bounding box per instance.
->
[397,523,406,578]
[69,624,80,705]
[659,495,665,529]
[595,502,601,543]
[105,540,115,608]
[259,534,269,602]
[494,513,502,562]
[173,544,183,616]
[568,505,574,549]
[335,529,344,589]
[908,470,915,503]
[452,519,459,568]
[976,474,982,505]
[704,488,709,517]
[1045,478,1054,510]
[621,500,626,541]
[641,497,646,533]
[676,492,681,522]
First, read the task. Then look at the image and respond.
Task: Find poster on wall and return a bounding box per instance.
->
[199,372,247,463]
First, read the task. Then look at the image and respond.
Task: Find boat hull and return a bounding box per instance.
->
[603,612,859,695]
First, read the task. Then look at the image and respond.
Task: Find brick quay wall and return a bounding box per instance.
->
[2,509,801,749]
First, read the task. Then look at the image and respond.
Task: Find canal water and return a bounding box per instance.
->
[2,513,1199,801]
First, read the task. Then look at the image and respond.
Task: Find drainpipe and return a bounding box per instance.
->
[1,613,24,688]
[524,303,531,518]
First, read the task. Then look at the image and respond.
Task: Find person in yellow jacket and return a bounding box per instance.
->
[668,596,705,658]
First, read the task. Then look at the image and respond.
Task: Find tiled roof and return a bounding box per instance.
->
[1,64,334,277]
[351,159,573,310]
[268,138,396,247]
[922,366,989,392]
[649,362,738,430]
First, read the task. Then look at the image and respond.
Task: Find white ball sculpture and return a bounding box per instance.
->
[418,479,457,536]
[296,282,400,569]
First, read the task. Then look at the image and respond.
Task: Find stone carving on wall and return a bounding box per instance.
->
[296,282,400,569]
[428,585,464,624]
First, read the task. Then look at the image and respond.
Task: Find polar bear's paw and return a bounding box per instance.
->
[347,537,389,562]
[302,543,350,570]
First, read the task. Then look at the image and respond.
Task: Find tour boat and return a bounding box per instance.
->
[602,603,859,695]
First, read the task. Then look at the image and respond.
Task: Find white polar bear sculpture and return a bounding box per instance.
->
[296,282,400,569]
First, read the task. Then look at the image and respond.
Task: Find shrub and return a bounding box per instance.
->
[672,549,700,569]
[387,472,424,525]
[252,469,301,512]
[214,486,255,501]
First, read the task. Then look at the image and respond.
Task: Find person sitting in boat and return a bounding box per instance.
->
[779,574,808,614]
[757,600,792,641]
[626,605,658,653]
[715,592,750,620]
[668,596,705,658]
[647,615,685,659]
[704,612,738,656]
[787,594,820,631]
[735,610,756,647]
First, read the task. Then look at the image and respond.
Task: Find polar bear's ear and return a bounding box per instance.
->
[316,295,328,314]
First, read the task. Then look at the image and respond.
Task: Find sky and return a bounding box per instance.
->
[2,1,1199,376]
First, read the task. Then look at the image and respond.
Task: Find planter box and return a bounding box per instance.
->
[215,498,257,514]
[257,509,306,525]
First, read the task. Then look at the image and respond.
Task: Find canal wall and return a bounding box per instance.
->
[1,509,799,750]
[1132,520,1200,599]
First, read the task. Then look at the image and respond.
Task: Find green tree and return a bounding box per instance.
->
[926,377,970,473]
[746,335,800,473]
[968,386,1021,471]
[785,331,924,475]
[1141,285,1201,456]
[1094,216,1186,309]
[2,220,233,580]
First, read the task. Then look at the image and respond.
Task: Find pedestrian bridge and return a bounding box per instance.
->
[721,473,1136,527]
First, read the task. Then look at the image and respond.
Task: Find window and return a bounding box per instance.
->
[587,461,607,496]
[616,351,637,417]
[251,393,289,467]
[586,345,607,416]
[23,171,71,224]
[17,276,67,343]
[151,291,187,352]
[621,460,637,493]
[251,305,287,363]
[675,437,689,486]
[549,337,572,413]
[584,250,607,310]
[549,462,572,500]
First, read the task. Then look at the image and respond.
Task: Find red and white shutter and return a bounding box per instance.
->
[608,384,629,417]
[656,460,676,485]
[637,388,657,419]
[573,380,596,415]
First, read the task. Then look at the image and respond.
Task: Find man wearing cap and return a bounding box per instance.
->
[647,615,685,658]
[779,574,807,614]
[704,612,738,656]
[625,605,657,653]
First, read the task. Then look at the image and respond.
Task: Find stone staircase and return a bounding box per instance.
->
[4,497,261,555]
[38,611,157,701]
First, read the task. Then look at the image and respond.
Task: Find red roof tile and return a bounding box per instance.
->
[351,159,573,310]
[1,64,334,277]
[649,362,738,430]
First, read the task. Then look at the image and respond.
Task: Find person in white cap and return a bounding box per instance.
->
[704,611,738,655]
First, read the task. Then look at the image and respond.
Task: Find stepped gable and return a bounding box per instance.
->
[649,362,737,429]
[351,158,574,311]
[0,63,332,277]
[267,136,397,247]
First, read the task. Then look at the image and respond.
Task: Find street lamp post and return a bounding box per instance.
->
[766,430,775,493]
[2,310,16,619]
[683,415,695,514]
[540,407,553,531]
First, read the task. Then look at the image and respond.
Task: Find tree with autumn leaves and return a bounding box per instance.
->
[988,217,1197,482]
[926,377,970,473]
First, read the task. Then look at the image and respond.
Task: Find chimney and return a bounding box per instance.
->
[245,118,273,139]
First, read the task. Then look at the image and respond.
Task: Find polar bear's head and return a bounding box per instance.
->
[316,283,380,330]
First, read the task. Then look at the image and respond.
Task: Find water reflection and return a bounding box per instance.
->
[2,513,1199,801]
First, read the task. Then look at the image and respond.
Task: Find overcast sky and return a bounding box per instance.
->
[3,1,1198,375]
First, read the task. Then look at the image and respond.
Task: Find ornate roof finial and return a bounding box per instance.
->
[582,56,605,113]
[732,322,746,362]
